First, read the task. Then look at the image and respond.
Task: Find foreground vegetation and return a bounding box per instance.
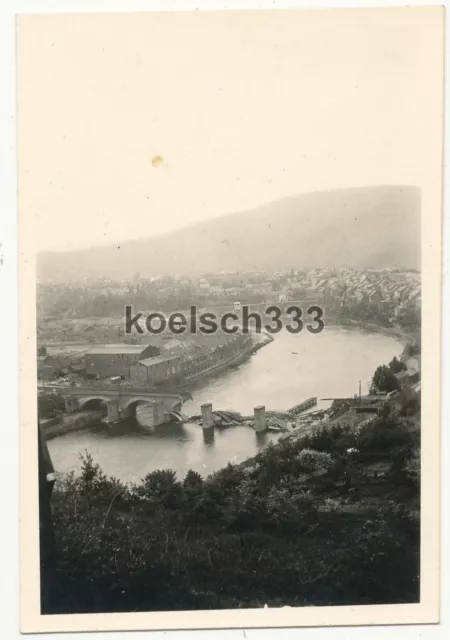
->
[45,390,420,613]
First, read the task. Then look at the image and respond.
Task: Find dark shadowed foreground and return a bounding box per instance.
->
[44,395,420,613]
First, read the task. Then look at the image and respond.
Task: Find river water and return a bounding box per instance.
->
[48,326,403,483]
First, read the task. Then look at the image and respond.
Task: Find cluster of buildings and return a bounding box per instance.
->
[300,268,421,310]
[38,267,420,323]
[176,268,421,311]
[36,267,421,388]
[37,331,253,388]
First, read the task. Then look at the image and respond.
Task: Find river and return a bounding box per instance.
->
[47,326,403,483]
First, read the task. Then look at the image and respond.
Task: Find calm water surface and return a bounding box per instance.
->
[48,327,402,482]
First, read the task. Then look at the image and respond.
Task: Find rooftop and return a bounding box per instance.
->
[138,355,181,367]
[87,344,148,355]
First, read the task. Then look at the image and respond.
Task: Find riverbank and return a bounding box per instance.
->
[41,409,104,440]
[179,331,274,390]
[178,320,413,397]
[330,318,417,345]
[47,326,406,480]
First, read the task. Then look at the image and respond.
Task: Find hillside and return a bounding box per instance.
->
[37,186,421,281]
[46,390,421,613]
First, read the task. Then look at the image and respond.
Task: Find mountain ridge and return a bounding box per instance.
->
[37,185,421,281]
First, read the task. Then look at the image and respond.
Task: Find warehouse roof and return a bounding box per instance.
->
[138,355,181,367]
[87,344,147,355]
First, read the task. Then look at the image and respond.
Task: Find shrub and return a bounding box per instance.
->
[208,463,246,497]
[46,443,420,613]
[265,487,317,532]
[400,394,421,417]
[296,449,333,477]
[403,449,420,485]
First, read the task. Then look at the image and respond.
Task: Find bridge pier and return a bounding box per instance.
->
[254,405,267,433]
[151,401,166,427]
[106,399,120,423]
[63,395,79,414]
[201,403,214,433]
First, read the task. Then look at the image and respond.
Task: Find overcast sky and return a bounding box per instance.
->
[16,8,440,252]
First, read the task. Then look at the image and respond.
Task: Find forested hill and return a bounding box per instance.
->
[38,185,420,281]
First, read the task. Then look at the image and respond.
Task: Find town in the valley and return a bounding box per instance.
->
[37,266,421,439]
[36,263,423,612]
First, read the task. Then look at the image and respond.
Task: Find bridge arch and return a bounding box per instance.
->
[123,398,153,414]
[78,396,110,410]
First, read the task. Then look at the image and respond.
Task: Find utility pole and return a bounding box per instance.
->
[359,379,362,404]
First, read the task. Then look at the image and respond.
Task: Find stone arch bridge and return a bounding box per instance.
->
[38,384,187,426]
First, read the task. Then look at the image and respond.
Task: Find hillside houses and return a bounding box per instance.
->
[298,268,420,313]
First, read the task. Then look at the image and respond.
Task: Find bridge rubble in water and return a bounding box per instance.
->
[188,397,318,433]
[39,382,320,435]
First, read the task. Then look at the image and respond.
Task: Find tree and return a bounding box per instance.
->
[208,464,246,497]
[183,470,204,489]
[78,452,128,506]
[47,448,420,613]
[358,417,411,455]
[139,469,182,508]
[371,365,400,393]
[38,393,65,419]
[389,357,407,374]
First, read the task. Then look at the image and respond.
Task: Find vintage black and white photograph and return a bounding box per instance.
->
[17,6,443,632]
